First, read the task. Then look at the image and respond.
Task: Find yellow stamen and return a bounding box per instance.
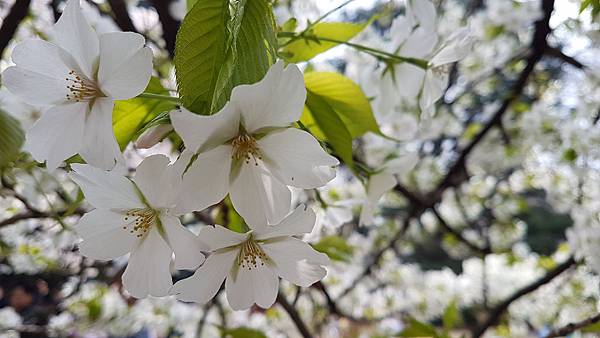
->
[231,134,262,165]
[65,70,100,102]
[236,236,270,270]
[431,64,452,77]
[122,208,158,238]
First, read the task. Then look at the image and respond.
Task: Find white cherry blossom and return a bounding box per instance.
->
[171,205,330,310]
[359,152,419,226]
[170,60,339,226]
[69,155,205,298]
[389,0,474,115]
[2,0,152,170]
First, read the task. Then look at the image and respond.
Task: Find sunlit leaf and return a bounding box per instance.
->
[0,109,24,168]
[175,0,277,115]
[282,21,370,62]
[112,77,176,150]
[312,235,354,262]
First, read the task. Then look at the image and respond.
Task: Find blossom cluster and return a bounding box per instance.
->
[2,0,600,337]
[2,0,337,311]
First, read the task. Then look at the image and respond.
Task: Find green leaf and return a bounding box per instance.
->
[304,91,354,166]
[580,0,594,13]
[214,196,247,233]
[187,0,198,10]
[304,72,380,137]
[222,328,267,338]
[582,320,600,332]
[442,300,461,331]
[282,21,370,62]
[112,77,176,150]
[175,0,277,115]
[312,235,354,262]
[0,110,24,168]
[562,148,578,162]
[398,318,440,338]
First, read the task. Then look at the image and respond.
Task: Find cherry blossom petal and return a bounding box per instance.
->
[400,27,438,58]
[75,209,138,260]
[196,225,246,252]
[383,152,420,175]
[78,97,121,170]
[52,0,99,79]
[430,28,474,67]
[225,259,279,310]
[258,128,338,189]
[174,145,232,215]
[122,227,173,298]
[254,205,316,240]
[171,251,237,304]
[97,32,144,83]
[419,69,448,115]
[390,16,412,50]
[406,0,437,32]
[24,103,86,170]
[69,164,144,210]
[160,215,206,270]
[230,61,306,133]
[133,154,177,209]
[2,67,70,105]
[359,172,397,226]
[10,39,80,82]
[230,162,291,228]
[394,64,426,100]
[170,106,239,153]
[262,237,330,287]
[98,34,153,100]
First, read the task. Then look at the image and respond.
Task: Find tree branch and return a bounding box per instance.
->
[277,293,314,338]
[0,0,31,58]
[107,0,138,33]
[545,313,600,337]
[545,45,585,69]
[472,256,577,338]
[148,0,179,57]
[430,207,491,256]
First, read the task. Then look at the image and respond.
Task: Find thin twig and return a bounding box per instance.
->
[0,0,31,58]
[472,256,577,338]
[277,293,314,338]
[545,313,600,337]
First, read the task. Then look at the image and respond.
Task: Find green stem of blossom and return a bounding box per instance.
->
[138,92,181,103]
[277,32,429,70]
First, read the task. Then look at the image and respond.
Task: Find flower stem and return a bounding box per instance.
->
[278,32,429,69]
[138,92,181,103]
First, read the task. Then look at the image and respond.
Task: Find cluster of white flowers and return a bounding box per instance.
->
[2,0,336,311]
[3,0,600,337]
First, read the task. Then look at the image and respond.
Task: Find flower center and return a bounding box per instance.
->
[122,208,159,238]
[431,64,452,77]
[231,134,262,165]
[65,70,101,102]
[236,237,270,270]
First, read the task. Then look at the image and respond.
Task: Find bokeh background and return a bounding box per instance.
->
[1,0,600,337]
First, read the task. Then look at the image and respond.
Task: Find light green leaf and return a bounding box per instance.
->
[186,0,198,11]
[112,77,176,150]
[442,300,461,331]
[281,21,369,62]
[398,318,440,338]
[175,0,277,115]
[304,72,380,137]
[312,235,354,262]
[582,320,600,332]
[0,110,24,168]
[304,91,354,166]
[222,328,267,338]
